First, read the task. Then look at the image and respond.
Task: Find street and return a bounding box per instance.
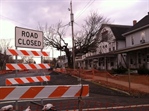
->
[0,70,149,110]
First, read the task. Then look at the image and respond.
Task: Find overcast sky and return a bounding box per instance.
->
[0,0,149,59]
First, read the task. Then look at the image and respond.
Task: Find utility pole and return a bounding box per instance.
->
[70,1,75,69]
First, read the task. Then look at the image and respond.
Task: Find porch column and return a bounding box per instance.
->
[127,52,131,94]
[104,56,107,70]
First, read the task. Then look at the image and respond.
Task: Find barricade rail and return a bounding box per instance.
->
[5,75,51,86]
[0,85,89,101]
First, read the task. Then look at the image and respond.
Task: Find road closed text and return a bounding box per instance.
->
[15,27,43,49]
[18,31,41,46]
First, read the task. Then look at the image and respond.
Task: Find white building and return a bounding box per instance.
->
[76,24,131,70]
[117,12,149,69]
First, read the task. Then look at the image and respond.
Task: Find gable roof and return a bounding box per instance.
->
[101,24,132,40]
[123,12,149,36]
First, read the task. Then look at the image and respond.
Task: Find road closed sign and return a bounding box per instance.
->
[15,27,43,49]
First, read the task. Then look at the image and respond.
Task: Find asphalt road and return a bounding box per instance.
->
[0,70,149,111]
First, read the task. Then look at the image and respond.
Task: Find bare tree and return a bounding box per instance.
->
[43,12,109,68]
[75,12,109,55]
[0,39,13,70]
[43,22,73,68]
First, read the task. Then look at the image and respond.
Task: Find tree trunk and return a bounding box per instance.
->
[64,48,73,68]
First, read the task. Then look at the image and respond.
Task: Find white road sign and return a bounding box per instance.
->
[15,27,43,49]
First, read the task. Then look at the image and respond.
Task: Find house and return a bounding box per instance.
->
[57,55,68,68]
[116,12,149,69]
[76,24,132,70]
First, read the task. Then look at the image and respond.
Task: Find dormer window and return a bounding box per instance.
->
[101,28,108,42]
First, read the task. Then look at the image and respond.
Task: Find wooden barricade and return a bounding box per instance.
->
[0,84,89,100]
[3,49,89,102]
[5,75,51,86]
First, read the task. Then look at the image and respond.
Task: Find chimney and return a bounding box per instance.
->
[133,20,137,25]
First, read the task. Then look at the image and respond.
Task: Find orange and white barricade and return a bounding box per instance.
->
[6,49,50,70]
[6,49,50,56]
[6,75,51,86]
[0,84,89,100]
[6,63,50,70]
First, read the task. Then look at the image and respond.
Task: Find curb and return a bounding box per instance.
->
[85,79,131,96]
[69,74,131,96]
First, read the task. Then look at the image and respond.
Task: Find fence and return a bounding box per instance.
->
[1,99,149,111]
[55,68,149,95]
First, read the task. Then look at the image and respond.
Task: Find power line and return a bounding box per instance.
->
[75,0,96,21]
[60,22,70,28]
[75,0,92,19]
[0,14,32,28]
[74,22,83,28]
[0,14,70,31]
[64,23,70,33]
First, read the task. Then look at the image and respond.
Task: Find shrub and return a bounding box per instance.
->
[137,66,149,75]
[112,66,127,74]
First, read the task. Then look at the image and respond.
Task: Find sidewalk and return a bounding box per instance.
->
[85,74,149,94]
[57,68,149,94]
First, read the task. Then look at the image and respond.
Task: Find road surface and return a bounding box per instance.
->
[0,70,149,110]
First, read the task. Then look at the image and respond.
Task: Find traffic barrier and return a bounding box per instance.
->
[5,75,51,86]
[0,84,89,100]
[6,63,50,70]
[6,49,50,56]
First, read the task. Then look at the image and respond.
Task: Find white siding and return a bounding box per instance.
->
[126,28,149,47]
[117,41,125,50]
[97,26,116,54]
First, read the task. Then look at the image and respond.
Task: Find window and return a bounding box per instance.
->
[98,62,101,66]
[138,58,141,64]
[140,31,146,43]
[143,58,146,62]
[130,59,133,64]
[131,36,134,45]
[89,61,91,67]
[147,55,149,62]
[138,53,141,64]
[110,62,114,66]
[101,28,108,42]
[113,47,115,51]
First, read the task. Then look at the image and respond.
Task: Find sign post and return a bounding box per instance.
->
[15,27,43,79]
